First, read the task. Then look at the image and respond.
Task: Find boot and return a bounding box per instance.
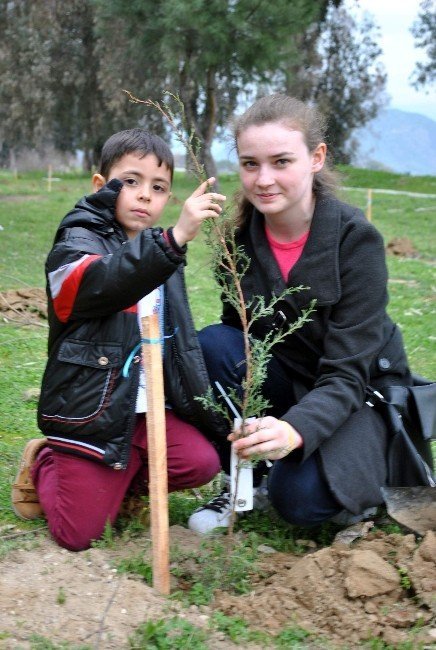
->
[11,438,47,520]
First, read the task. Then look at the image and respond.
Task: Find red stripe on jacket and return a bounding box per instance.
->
[52,255,101,322]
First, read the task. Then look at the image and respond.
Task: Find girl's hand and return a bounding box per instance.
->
[172,177,226,246]
[228,416,303,461]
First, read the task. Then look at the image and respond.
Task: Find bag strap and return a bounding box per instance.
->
[365,386,386,408]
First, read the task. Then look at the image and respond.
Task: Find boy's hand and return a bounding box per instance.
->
[172,177,226,247]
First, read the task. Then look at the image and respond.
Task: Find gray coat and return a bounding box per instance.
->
[222,194,411,513]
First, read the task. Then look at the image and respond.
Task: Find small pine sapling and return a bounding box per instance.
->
[125,90,316,534]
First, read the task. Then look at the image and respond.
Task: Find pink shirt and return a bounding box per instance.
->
[265,225,309,449]
[265,225,309,281]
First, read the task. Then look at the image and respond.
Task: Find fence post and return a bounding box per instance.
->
[366,188,373,222]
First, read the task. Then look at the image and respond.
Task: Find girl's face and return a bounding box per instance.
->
[237,122,326,223]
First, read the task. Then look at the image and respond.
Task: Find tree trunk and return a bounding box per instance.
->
[82,149,93,173]
[201,142,218,181]
[9,148,17,177]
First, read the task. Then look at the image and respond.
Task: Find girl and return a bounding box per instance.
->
[189,94,414,534]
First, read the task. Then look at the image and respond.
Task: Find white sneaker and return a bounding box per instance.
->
[188,488,233,534]
[188,476,270,535]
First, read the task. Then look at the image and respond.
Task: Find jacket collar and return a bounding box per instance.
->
[249,193,341,306]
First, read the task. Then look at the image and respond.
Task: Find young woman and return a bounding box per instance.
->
[189,93,413,534]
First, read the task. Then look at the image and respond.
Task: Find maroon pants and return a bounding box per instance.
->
[32,411,220,551]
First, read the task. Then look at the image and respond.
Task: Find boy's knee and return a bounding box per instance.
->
[190,452,221,487]
[47,513,112,552]
[49,524,93,552]
[169,447,220,491]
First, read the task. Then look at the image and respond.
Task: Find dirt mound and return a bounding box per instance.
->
[0,288,47,325]
[0,526,434,648]
[386,237,418,257]
[214,530,436,647]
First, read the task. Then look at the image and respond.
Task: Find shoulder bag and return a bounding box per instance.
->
[367,375,435,488]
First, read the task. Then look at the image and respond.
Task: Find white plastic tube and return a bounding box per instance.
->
[230,418,254,512]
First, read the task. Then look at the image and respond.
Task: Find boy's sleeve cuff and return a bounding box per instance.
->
[164,227,187,256]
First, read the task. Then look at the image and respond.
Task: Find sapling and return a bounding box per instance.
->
[125,90,315,534]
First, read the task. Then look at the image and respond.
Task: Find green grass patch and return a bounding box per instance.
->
[338,165,436,194]
[128,617,208,649]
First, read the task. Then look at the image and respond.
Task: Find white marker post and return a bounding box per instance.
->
[215,382,253,512]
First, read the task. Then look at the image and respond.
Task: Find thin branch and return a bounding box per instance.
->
[0,526,46,541]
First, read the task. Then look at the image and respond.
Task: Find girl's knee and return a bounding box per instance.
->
[269,494,328,527]
[268,461,340,527]
[198,324,224,355]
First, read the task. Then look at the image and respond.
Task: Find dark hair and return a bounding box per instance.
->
[99,128,174,182]
[232,94,339,225]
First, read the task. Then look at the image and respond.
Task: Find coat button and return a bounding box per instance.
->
[98,356,109,366]
[379,357,391,370]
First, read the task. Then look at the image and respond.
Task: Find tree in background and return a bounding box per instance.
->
[284,4,386,164]
[410,0,436,90]
[48,1,104,170]
[95,0,334,178]
[0,0,166,170]
[0,0,389,172]
[0,0,55,167]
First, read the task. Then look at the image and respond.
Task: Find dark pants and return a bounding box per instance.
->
[199,324,343,526]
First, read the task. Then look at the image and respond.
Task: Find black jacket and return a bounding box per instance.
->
[222,194,412,512]
[37,180,213,469]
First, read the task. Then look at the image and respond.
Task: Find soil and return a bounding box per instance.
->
[0,525,435,649]
[385,237,418,258]
[0,288,47,326]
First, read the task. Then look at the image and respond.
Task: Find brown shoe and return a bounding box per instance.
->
[12,438,47,520]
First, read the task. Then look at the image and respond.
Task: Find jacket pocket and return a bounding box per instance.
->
[39,339,122,427]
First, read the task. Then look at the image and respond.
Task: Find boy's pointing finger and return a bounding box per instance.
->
[190,178,214,197]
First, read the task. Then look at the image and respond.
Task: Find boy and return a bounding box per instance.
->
[12,128,225,551]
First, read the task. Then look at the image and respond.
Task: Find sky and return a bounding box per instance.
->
[348,0,435,120]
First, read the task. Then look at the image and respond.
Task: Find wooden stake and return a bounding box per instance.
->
[141,312,170,595]
[366,188,372,222]
[47,165,53,192]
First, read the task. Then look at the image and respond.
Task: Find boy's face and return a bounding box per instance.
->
[92,152,172,240]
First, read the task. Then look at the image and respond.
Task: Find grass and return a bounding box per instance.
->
[128,617,208,649]
[0,167,434,646]
[337,165,436,194]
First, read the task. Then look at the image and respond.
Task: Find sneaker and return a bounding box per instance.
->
[188,477,270,535]
[188,488,233,534]
[330,506,378,526]
[11,438,47,520]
